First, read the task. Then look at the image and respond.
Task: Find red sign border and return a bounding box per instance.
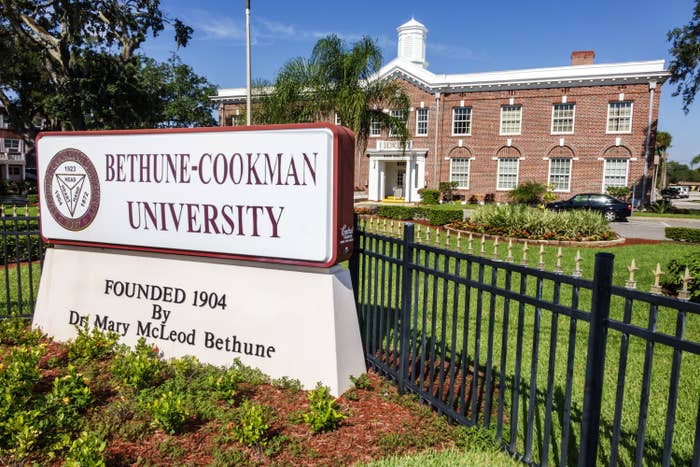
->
[36,123,355,268]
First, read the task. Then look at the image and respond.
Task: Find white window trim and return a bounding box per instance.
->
[415,108,429,137]
[449,157,470,189]
[499,105,522,136]
[451,107,472,136]
[550,103,576,135]
[369,117,381,138]
[606,101,634,134]
[547,158,572,192]
[389,109,405,137]
[496,157,520,191]
[601,158,629,190]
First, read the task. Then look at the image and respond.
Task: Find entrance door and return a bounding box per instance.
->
[394,166,405,198]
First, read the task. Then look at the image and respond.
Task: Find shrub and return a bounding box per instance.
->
[438,181,458,202]
[65,431,107,467]
[425,208,463,226]
[303,383,346,433]
[67,321,120,362]
[110,338,166,390]
[661,251,700,302]
[666,227,700,243]
[45,365,93,430]
[418,188,440,205]
[484,193,496,204]
[377,205,415,220]
[26,194,39,205]
[649,200,674,214]
[508,181,548,205]
[208,368,243,402]
[231,400,271,447]
[350,374,372,390]
[453,204,615,241]
[148,391,188,434]
[0,315,43,346]
[606,186,631,199]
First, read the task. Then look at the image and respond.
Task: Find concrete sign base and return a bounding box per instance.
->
[33,246,366,396]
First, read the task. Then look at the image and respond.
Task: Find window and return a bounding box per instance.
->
[551,103,575,134]
[452,107,472,135]
[607,101,633,133]
[0,114,6,129]
[497,157,519,190]
[389,110,406,137]
[450,158,470,188]
[8,166,20,176]
[415,108,429,136]
[500,105,522,135]
[548,158,572,191]
[3,139,20,152]
[370,117,381,137]
[603,158,628,188]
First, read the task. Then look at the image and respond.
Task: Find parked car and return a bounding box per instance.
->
[668,185,689,198]
[545,193,632,221]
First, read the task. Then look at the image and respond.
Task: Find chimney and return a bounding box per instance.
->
[571,50,595,65]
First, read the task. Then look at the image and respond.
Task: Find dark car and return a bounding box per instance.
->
[545,193,631,221]
[660,186,680,199]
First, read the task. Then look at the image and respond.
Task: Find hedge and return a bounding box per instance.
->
[666,227,700,243]
[1,220,43,263]
[376,205,464,226]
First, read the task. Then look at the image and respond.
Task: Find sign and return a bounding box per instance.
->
[34,247,366,396]
[37,124,355,267]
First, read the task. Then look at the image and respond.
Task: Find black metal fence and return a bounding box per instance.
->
[349,220,700,466]
[0,207,44,319]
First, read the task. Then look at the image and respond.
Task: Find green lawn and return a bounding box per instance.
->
[0,262,42,317]
[356,221,700,465]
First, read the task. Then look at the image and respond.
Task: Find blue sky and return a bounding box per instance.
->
[144,0,700,166]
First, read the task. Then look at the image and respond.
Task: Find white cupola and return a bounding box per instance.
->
[397,18,428,68]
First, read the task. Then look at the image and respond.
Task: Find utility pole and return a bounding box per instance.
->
[246,0,252,125]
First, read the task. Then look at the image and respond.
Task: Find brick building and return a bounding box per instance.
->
[213,18,669,204]
[0,106,27,182]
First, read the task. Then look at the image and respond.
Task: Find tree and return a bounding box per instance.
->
[0,0,194,145]
[668,0,700,112]
[140,55,217,128]
[255,34,410,187]
[654,130,672,188]
[692,153,700,168]
[666,161,700,183]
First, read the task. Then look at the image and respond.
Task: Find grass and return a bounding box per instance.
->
[362,447,521,466]
[2,205,38,216]
[356,221,700,465]
[0,261,42,316]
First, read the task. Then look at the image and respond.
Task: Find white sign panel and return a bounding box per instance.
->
[37,125,354,266]
[34,247,366,396]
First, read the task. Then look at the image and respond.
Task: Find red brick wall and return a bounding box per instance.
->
[220,79,662,202]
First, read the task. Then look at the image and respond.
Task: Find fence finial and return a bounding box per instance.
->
[456,231,461,250]
[12,205,17,216]
[468,233,474,255]
[521,241,529,266]
[679,267,693,301]
[416,224,422,243]
[506,239,514,263]
[573,250,583,277]
[554,247,564,274]
[434,228,440,246]
[651,263,664,295]
[480,235,486,256]
[445,229,450,248]
[492,236,500,260]
[383,218,387,233]
[426,226,431,243]
[389,219,394,236]
[537,244,545,270]
[625,259,639,289]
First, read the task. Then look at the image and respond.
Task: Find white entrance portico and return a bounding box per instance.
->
[367,140,426,202]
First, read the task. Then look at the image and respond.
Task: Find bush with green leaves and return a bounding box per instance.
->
[65,430,107,467]
[661,251,700,302]
[67,321,120,362]
[303,383,346,434]
[0,315,43,346]
[231,400,271,447]
[45,365,93,431]
[438,181,458,202]
[350,374,372,390]
[508,181,549,205]
[110,338,166,390]
[666,227,700,243]
[606,185,631,199]
[453,204,616,241]
[418,188,440,204]
[148,390,189,434]
[208,368,243,402]
[649,199,674,214]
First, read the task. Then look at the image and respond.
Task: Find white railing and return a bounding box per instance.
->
[375,140,413,151]
[0,153,24,162]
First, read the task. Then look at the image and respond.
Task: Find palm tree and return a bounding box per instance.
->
[255,35,410,187]
[655,131,672,189]
[692,153,700,169]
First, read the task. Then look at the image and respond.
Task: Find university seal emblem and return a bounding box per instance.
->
[44,148,100,231]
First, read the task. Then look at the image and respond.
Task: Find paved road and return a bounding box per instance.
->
[611,216,700,241]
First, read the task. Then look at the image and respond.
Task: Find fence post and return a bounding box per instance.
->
[579,252,614,467]
[349,213,360,304]
[398,222,415,394]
